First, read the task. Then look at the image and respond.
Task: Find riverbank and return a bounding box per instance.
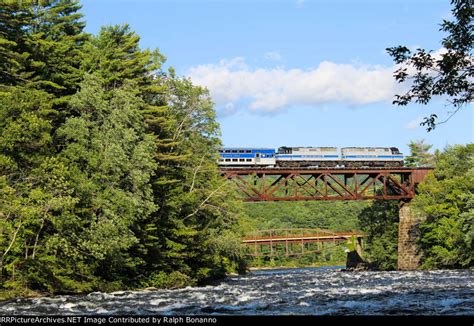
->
[0,270,242,303]
[0,288,45,302]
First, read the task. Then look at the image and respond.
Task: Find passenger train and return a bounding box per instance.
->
[218,146,404,167]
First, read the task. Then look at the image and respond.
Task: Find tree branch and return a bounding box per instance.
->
[0,219,23,269]
[189,154,206,193]
[184,182,227,220]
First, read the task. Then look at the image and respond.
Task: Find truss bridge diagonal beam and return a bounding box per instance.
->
[221,167,433,201]
[241,229,365,257]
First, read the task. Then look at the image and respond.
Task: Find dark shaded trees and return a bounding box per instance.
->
[0,75,159,294]
[357,200,400,270]
[0,2,31,89]
[0,1,88,297]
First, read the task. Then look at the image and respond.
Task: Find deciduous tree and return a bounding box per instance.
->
[415,144,474,269]
[387,0,473,131]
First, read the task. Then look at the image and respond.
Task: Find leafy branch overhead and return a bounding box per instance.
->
[386,0,473,131]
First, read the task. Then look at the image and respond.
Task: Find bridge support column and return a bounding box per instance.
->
[398,201,426,270]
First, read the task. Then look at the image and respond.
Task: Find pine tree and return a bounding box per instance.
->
[405,139,434,167]
[81,24,164,90]
[151,76,244,283]
[0,2,32,90]
[25,0,87,98]
[0,0,87,97]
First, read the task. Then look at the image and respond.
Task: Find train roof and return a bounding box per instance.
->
[278,146,337,149]
[220,147,275,150]
[219,146,402,152]
[341,147,397,149]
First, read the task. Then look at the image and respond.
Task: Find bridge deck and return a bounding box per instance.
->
[243,232,364,245]
[222,167,433,201]
[221,166,433,171]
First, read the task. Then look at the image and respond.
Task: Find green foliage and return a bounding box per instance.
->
[140,74,246,284]
[240,201,365,268]
[1,10,245,296]
[414,144,474,269]
[144,271,193,289]
[248,247,347,269]
[358,200,399,270]
[0,0,87,98]
[0,2,32,89]
[52,75,157,290]
[81,24,165,90]
[241,201,364,232]
[387,0,473,131]
[0,87,54,172]
[3,0,469,301]
[405,139,434,167]
[354,143,473,271]
[0,87,79,294]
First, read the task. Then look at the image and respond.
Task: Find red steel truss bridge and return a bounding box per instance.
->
[242,229,364,257]
[221,167,433,201]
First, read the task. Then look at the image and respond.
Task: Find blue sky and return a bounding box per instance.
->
[81,0,473,155]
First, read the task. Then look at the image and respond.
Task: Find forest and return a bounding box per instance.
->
[0,0,246,300]
[0,1,472,301]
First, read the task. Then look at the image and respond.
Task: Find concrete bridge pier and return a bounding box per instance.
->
[398,201,426,270]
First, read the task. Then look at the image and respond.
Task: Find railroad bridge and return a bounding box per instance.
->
[242,229,364,258]
[221,167,434,270]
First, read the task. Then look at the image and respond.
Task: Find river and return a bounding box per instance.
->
[1,267,473,315]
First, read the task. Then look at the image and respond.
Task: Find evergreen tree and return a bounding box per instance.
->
[81,24,164,90]
[25,0,87,98]
[151,76,245,283]
[0,0,87,97]
[82,23,245,286]
[405,139,434,167]
[0,2,32,90]
[1,8,246,297]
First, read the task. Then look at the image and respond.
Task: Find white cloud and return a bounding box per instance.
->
[187,57,404,114]
[405,117,424,130]
[264,51,282,61]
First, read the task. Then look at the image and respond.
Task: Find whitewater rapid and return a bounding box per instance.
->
[1,267,473,315]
